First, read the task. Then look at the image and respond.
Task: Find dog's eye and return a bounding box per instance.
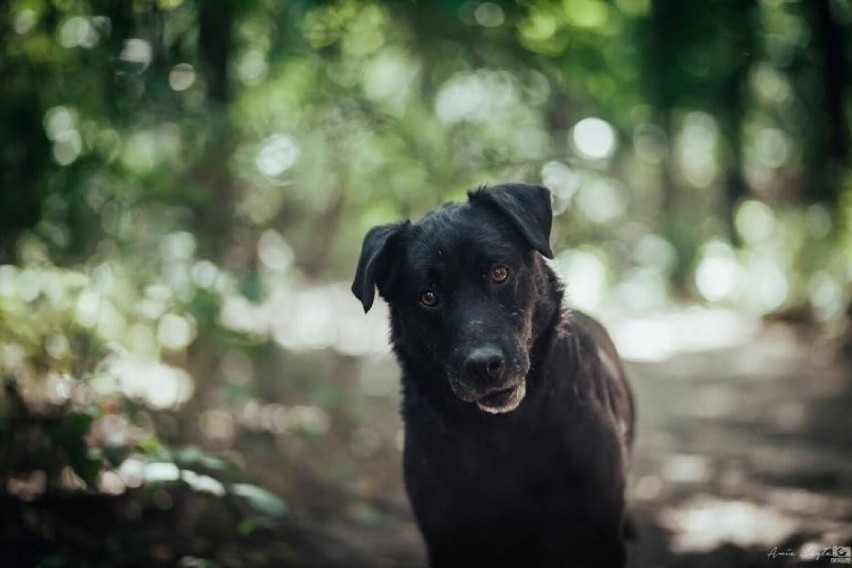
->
[490,265,510,284]
[419,290,439,307]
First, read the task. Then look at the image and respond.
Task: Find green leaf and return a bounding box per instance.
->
[173,446,236,472]
[136,434,165,457]
[237,519,256,536]
[231,483,288,518]
[239,272,264,303]
[46,411,101,487]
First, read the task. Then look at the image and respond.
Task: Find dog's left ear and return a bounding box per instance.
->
[469,184,554,259]
[351,222,407,312]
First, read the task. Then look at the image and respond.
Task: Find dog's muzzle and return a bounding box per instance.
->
[449,346,528,414]
[474,381,527,414]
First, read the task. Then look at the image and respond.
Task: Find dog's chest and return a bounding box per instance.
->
[405,421,572,519]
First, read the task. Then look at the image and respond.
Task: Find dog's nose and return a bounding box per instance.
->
[462,347,505,381]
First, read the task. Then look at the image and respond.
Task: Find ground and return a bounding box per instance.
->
[3,315,851,567]
[260,316,852,567]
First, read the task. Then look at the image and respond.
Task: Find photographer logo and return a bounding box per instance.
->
[833,546,851,564]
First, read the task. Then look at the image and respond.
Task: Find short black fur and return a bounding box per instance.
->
[352,184,635,568]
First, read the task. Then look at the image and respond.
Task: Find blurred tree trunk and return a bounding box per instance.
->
[0,6,55,261]
[177,0,240,443]
[0,63,48,261]
[199,1,233,106]
[646,0,679,217]
[643,0,696,294]
[193,0,236,259]
[299,191,346,279]
[94,0,132,122]
[719,0,757,245]
[408,1,443,101]
[806,0,850,207]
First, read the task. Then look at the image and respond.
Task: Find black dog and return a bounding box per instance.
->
[352,184,634,568]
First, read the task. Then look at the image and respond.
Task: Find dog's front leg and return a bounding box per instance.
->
[537,521,627,568]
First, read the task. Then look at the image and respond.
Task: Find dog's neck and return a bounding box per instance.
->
[527,258,565,366]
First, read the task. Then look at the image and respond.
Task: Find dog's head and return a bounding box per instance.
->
[352,184,557,415]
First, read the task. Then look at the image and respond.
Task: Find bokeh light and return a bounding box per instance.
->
[572,117,617,160]
[168,63,196,91]
[256,134,300,177]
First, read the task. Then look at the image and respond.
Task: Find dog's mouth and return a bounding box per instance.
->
[474,381,526,414]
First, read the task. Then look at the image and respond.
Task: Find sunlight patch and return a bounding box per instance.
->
[659,495,798,553]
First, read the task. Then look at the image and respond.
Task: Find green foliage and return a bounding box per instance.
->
[231,483,288,518]
[171,446,238,473]
[44,411,99,487]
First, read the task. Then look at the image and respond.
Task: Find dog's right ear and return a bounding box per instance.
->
[351,222,407,312]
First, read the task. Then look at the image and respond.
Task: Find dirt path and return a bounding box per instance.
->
[269,320,852,567]
[7,319,848,567]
